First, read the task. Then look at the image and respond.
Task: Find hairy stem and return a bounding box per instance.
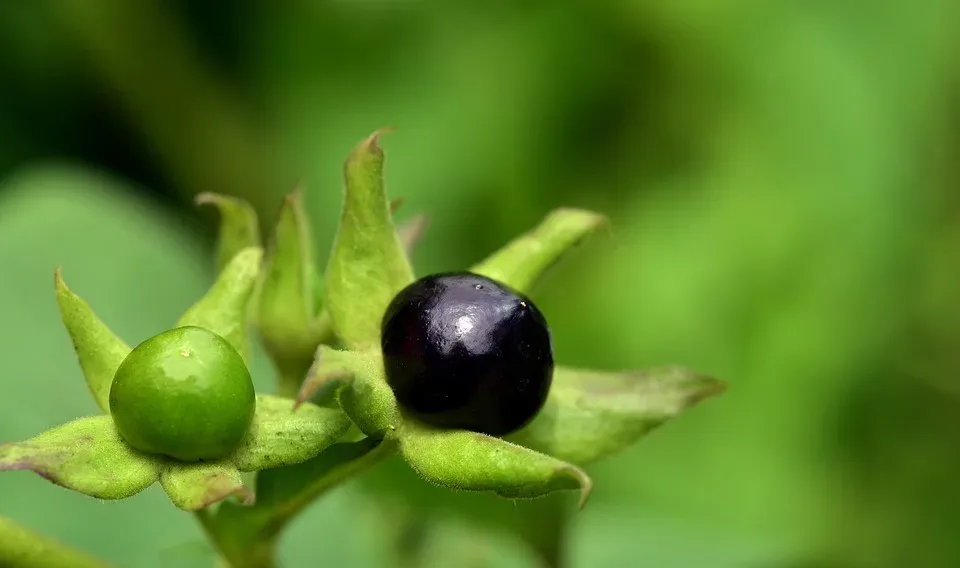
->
[0,515,113,568]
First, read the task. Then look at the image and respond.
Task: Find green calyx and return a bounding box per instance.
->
[0,128,726,538]
[1,245,351,512]
[283,129,726,509]
[109,326,256,462]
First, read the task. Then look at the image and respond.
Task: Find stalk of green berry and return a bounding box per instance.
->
[0,129,725,568]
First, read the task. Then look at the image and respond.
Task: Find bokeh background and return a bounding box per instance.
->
[2,1,960,567]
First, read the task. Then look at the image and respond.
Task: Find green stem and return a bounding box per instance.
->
[0,515,113,568]
[194,509,276,568]
[381,504,431,568]
[525,516,566,568]
[197,439,396,568]
[260,438,395,533]
[516,496,570,568]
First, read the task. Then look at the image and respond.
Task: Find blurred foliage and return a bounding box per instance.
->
[1,1,960,567]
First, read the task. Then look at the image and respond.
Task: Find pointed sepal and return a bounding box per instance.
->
[510,366,726,465]
[325,129,415,350]
[54,270,131,412]
[160,461,253,511]
[471,208,608,294]
[195,193,262,272]
[0,416,161,499]
[177,247,263,361]
[397,422,592,508]
[258,188,334,392]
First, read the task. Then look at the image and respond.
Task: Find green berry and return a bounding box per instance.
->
[109,326,256,462]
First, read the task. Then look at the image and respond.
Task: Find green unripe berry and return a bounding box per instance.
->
[109,326,256,462]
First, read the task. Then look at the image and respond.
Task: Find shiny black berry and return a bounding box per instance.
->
[381,271,554,436]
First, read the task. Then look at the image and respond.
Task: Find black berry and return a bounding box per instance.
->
[381,272,554,436]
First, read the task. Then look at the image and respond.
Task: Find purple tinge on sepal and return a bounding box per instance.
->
[0,416,162,500]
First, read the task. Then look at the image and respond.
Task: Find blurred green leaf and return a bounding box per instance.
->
[232,394,352,471]
[195,193,262,272]
[159,461,252,512]
[0,515,113,568]
[510,366,726,465]
[0,416,161,500]
[54,270,132,413]
[470,208,607,294]
[154,539,220,568]
[176,247,263,362]
[325,129,414,350]
[397,422,592,506]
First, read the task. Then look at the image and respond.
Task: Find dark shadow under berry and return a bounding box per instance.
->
[381,271,554,436]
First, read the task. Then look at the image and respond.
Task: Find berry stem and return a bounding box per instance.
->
[0,515,113,568]
[260,439,395,531]
[194,509,275,568]
[195,439,397,568]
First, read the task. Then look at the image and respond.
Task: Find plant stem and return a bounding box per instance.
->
[381,503,431,568]
[260,438,395,533]
[195,509,278,568]
[196,438,396,568]
[0,515,113,568]
[517,497,570,568]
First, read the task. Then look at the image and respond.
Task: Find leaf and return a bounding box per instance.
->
[297,346,400,439]
[0,514,113,568]
[195,193,262,272]
[54,269,132,413]
[176,247,263,362]
[160,462,253,511]
[509,366,726,465]
[398,422,592,508]
[324,129,415,350]
[258,188,335,392]
[232,394,352,471]
[0,416,161,500]
[470,208,608,294]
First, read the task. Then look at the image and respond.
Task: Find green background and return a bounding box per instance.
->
[2,1,959,566]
